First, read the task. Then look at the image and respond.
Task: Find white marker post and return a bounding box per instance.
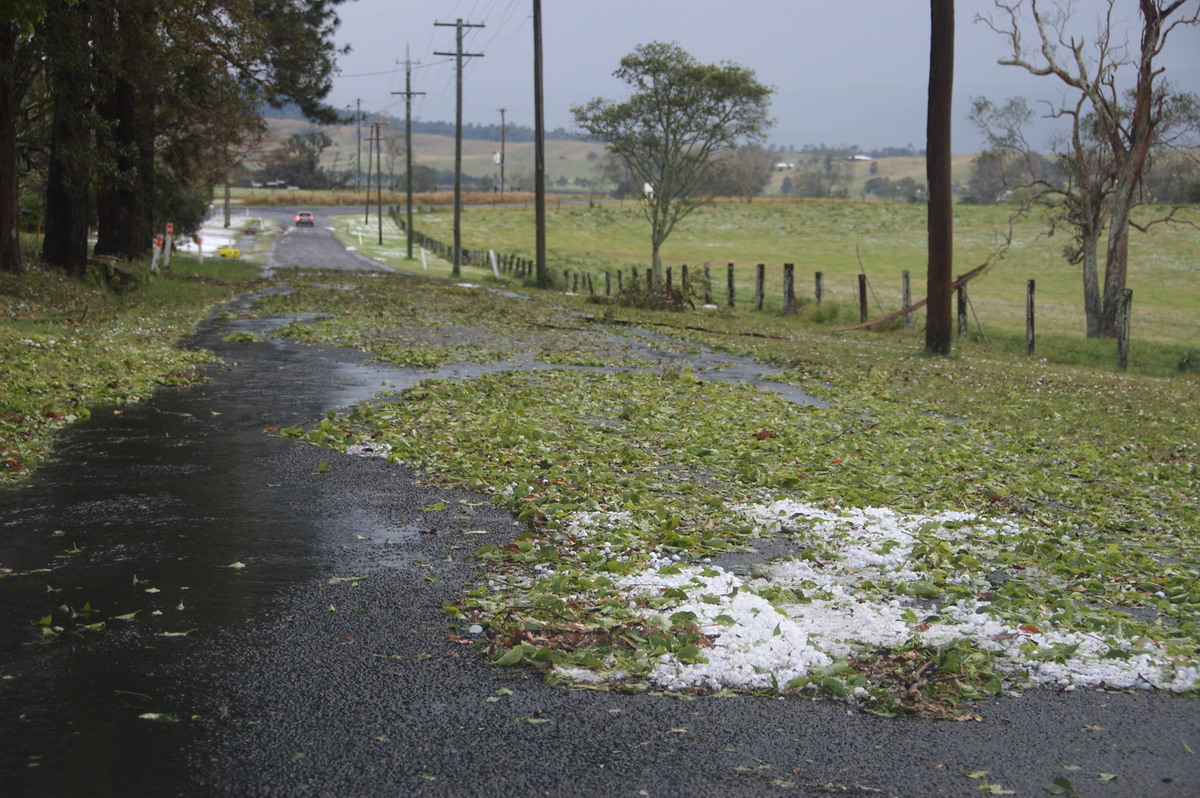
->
[197,236,204,265]
[163,222,174,269]
[420,248,427,270]
[150,235,163,274]
[489,249,499,278]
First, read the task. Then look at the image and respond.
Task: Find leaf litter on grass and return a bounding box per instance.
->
[272,270,1199,715]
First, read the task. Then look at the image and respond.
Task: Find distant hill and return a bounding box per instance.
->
[262,103,583,143]
[260,109,977,193]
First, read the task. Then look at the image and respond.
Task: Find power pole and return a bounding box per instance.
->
[364,119,374,225]
[435,18,484,277]
[355,98,362,192]
[497,107,506,194]
[392,45,424,259]
[926,0,954,356]
[376,121,384,245]
[533,0,548,286]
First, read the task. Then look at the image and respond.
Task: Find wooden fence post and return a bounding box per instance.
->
[1026,279,1036,355]
[815,271,824,305]
[681,264,689,295]
[605,271,611,297]
[858,274,868,323]
[666,266,673,292]
[755,264,765,311]
[957,280,968,339]
[1116,288,1132,372]
[783,263,795,315]
[727,264,735,307]
[703,263,712,305]
[902,270,912,330]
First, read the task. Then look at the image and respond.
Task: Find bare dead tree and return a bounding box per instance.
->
[978,0,1200,338]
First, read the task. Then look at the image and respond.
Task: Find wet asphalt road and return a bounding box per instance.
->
[1,212,1197,797]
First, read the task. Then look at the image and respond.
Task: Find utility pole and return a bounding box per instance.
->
[392,45,424,259]
[362,117,372,224]
[355,98,362,192]
[376,121,384,245]
[926,0,954,355]
[435,18,484,277]
[533,0,548,286]
[497,107,506,194]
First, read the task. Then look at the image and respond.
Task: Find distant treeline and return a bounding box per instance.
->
[265,104,930,160]
[263,102,582,142]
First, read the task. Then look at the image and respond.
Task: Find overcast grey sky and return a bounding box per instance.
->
[327,1,1200,154]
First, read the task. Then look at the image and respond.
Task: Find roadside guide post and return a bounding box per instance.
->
[150,236,163,274]
[163,222,174,269]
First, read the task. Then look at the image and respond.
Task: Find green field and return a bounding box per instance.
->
[335,199,1200,378]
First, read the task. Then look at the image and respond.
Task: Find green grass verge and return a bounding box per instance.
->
[345,199,1199,376]
[271,269,1198,714]
[0,257,261,479]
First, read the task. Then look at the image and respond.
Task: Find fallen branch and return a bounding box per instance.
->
[832,258,991,332]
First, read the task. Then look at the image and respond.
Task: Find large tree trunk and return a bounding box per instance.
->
[94,79,154,258]
[0,24,21,275]
[41,3,92,277]
[42,110,91,277]
[94,1,155,259]
[1099,196,1134,338]
[925,0,955,355]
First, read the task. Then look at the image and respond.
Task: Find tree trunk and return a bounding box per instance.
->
[1099,196,1133,338]
[42,108,91,277]
[1080,223,1103,338]
[0,24,21,275]
[925,0,954,355]
[94,78,155,258]
[94,2,155,259]
[41,1,94,277]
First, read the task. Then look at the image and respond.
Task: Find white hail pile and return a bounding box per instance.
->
[559,500,1200,694]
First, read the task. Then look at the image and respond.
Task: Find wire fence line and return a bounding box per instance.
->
[388,207,1181,376]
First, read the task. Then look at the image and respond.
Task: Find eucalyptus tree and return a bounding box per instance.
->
[978,0,1200,338]
[572,42,773,285]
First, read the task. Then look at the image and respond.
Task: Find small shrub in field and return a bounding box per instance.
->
[799,299,856,326]
[611,282,693,312]
[1177,349,1200,373]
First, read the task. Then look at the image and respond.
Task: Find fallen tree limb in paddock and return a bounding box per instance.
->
[833,258,991,332]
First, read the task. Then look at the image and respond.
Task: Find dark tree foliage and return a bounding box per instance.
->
[0,0,347,274]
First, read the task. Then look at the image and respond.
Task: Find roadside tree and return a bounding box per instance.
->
[0,0,46,275]
[572,42,773,284]
[7,0,346,276]
[978,0,1200,338]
